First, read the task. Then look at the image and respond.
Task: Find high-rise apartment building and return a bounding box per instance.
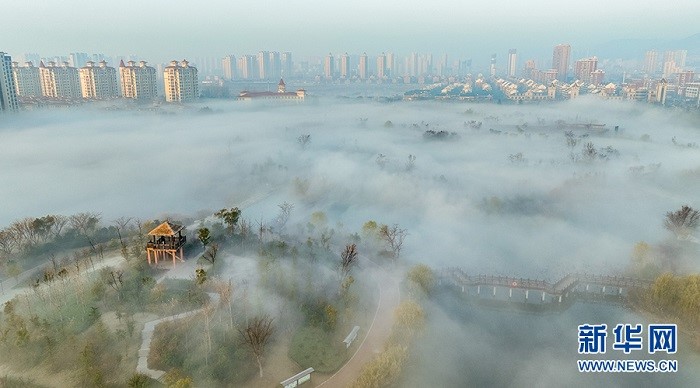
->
[385,52,395,77]
[359,52,368,80]
[11,61,41,97]
[589,69,605,85]
[665,50,687,69]
[0,52,19,113]
[269,52,281,79]
[257,51,270,80]
[507,49,517,78]
[39,61,81,99]
[69,52,89,68]
[281,52,293,78]
[324,53,334,79]
[552,44,571,82]
[222,55,236,80]
[644,50,658,75]
[119,60,157,100]
[79,60,118,99]
[489,54,497,78]
[163,59,198,102]
[340,53,350,78]
[237,55,257,80]
[376,53,386,79]
[574,57,598,83]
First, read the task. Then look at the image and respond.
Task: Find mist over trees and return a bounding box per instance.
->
[0,96,699,386]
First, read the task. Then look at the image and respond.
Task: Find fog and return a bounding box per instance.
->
[2,94,700,385]
[3,96,699,275]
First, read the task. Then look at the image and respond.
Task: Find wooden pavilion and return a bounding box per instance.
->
[145,221,186,265]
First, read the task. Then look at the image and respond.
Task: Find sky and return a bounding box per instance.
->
[2,0,699,63]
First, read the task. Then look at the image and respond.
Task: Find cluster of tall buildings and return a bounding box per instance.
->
[318,52,437,80]
[0,52,200,112]
[516,44,602,86]
[643,50,689,78]
[220,51,291,80]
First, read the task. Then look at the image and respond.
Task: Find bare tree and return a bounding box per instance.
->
[376,154,387,169]
[69,212,101,251]
[239,316,275,377]
[113,217,133,260]
[405,154,416,172]
[202,243,219,265]
[275,202,294,234]
[0,228,18,255]
[582,142,597,162]
[380,224,407,260]
[50,215,69,238]
[297,134,311,149]
[664,205,700,240]
[340,243,358,278]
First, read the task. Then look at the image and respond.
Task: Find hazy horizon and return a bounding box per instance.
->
[2,0,699,65]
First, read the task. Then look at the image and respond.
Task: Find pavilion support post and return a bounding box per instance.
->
[492,286,496,296]
[541,291,545,302]
[509,288,513,298]
[602,286,606,293]
[477,285,480,295]
[525,290,529,300]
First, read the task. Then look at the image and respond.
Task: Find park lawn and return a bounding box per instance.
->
[289,326,347,373]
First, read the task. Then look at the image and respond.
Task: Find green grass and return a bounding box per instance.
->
[288,326,347,373]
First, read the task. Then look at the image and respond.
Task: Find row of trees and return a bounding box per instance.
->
[0,212,101,257]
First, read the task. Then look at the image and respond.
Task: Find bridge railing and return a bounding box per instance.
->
[439,268,653,294]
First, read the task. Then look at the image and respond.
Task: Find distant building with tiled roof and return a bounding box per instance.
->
[237,78,306,101]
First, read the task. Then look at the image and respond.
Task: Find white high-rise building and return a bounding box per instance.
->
[79,60,118,99]
[324,53,334,79]
[237,55,257,80]
[644,50,658,75]
[120,60,157,100]
[359,52,368,80]
[12,61,41,97]
[0,52,19,112]
[507,49,517,78]
[39,61,81,99]
[281,52,293,78]
[552,44,571,82]
[257,51,270,79]
[385,52,395,77]
[269,52,281,79]
[164,59,198,102]
[376,53,386,79]
[340,53,350,78]
[222,55,236,80]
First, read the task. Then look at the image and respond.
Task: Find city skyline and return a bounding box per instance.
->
[2,0,699,64]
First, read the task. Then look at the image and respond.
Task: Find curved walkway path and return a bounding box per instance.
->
[315,260,401,387]
[136,292,220,381]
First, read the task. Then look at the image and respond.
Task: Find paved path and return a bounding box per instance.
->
[136,292,220,381]
[315,261,401,387]
[0,254,125,306]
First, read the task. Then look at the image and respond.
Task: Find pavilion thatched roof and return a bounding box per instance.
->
[148,221,184,236]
